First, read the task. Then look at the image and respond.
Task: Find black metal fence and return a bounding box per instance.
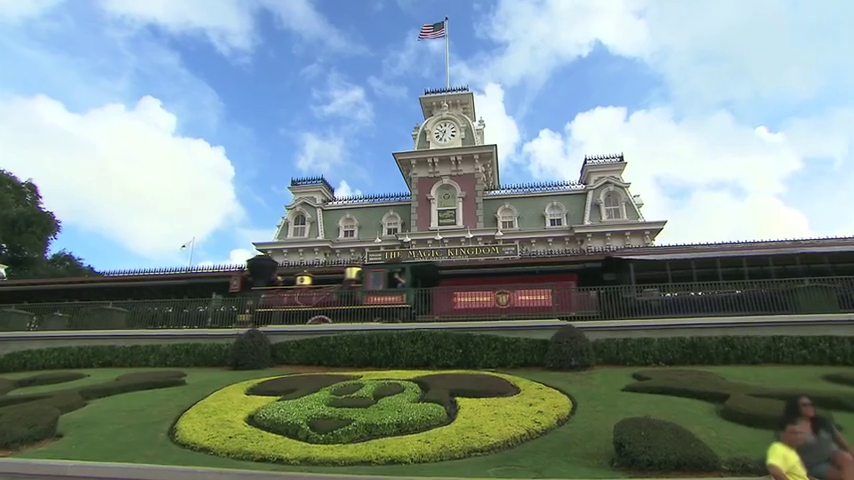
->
[0,276,852,332]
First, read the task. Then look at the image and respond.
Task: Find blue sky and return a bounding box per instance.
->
[1,0,852,272]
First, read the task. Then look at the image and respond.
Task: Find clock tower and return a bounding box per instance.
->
[394,86,498,234]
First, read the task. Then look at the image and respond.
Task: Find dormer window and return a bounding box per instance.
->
[496,204,519,230]
[338,215,359,240]
[604,192,622,220]
[545,202,566,228]
[382,211,402,236]
[292,214,307,237]
[598,188,628,221]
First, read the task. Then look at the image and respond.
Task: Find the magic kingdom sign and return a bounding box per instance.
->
[366,244,520,264]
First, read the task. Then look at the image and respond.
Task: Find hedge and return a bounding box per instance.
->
[623,369,847,430]
[612,417,720,472]
[0,371,187,448]
[4,331,854,372]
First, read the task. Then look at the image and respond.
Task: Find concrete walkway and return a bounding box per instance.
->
[0,458,769,480]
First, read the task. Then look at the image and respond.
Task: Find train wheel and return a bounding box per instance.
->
[307,315,333,325]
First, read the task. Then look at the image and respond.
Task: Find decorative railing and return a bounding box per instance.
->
[424,86,469,95]
[583,153,625,165]
[328,192,412,205]
[485,180,585,196]
[290,176,335,192]
[1,276,851,331]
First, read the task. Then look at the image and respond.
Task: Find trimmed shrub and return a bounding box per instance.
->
[272,330,549,369]
[612,417,720,473]
[6,333,854,372]
[623,369,848,430]
[0,405,61,449]
[0,370,186,449]
[543,325,595,371]
[229,328,272,370]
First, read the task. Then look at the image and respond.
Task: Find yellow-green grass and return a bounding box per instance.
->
[11,366,854,478]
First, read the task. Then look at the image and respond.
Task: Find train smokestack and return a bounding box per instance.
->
[246,254,278,288]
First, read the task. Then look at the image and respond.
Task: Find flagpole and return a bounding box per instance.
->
[187,237,195,268]
[444,16,450,89]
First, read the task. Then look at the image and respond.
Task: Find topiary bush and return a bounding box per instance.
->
[229,328,272,370]
[612,416,720,473]
[543,325,595,371]
[0,370,186,449]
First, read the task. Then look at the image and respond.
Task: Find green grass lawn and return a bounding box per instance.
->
[10,365,854,478]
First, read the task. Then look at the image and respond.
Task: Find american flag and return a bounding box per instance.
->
[418,19,446,40]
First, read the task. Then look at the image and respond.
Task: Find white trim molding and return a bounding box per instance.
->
[286,206,314,238]
[495,203,519,231]
[382,211,402,237]
[544,201,567,229]
[337,214,359,240]
[427,177,466,229]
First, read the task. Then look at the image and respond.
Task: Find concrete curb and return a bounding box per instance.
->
[0,459,771,480]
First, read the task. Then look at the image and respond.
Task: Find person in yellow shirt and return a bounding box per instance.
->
[769,415,813,480]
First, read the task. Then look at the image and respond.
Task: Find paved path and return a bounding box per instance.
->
[0,458,769,480]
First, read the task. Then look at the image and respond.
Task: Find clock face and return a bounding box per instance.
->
[433,121,458,144]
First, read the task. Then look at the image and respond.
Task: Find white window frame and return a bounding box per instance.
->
[598,187,627,221]
[427,177,465,229]
[495,203,519,231]
[337,214,360,240]
[544,202,567,229]
[286,207,313,238]
[382,211,402,237]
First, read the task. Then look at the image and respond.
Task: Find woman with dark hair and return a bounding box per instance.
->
[782,396,854,480]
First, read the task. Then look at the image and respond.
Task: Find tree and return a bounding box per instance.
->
[0,170,97,279]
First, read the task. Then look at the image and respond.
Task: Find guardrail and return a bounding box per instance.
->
[1,277,852,331]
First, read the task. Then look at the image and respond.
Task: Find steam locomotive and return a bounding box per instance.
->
[238,254,597,325]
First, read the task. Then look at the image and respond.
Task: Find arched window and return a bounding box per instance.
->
[291,214,307,237]
[382,211,402,236]
[603,192,622,220]
[544,202,566,228]
[429,178,464,229]
[436,184,457,226]
[338,215,359,239]
[496,204,518,230]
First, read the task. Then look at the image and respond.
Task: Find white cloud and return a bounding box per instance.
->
[0,0,63,23]
[473,0,854,109]
[294,131,347,174]
[474,83,521,166]
[312,74,373,124]
[518,104,854,243]
[0,94,244,258]
[17,0,359,57]
[367,76,406,100]
[334,180,362,198]
[98,0,257,55]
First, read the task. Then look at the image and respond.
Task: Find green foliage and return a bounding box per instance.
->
[543,325,595,371]
[272,330,549,369]
[593,335,854,366]
[229,328,272,370]
[251,379,448,444]
[612,417,720,473]
[623,369,848,430]
[0,344,229,373]
[0,169,96,279]
[7,333,854,373]
[0,370,186,448]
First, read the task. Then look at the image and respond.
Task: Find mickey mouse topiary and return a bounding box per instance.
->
[543,324,595,371]
[229,327,272,370]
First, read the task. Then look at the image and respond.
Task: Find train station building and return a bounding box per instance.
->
[252,86,668,265]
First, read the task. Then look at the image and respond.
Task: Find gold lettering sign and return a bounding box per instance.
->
[366,244,519,264]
